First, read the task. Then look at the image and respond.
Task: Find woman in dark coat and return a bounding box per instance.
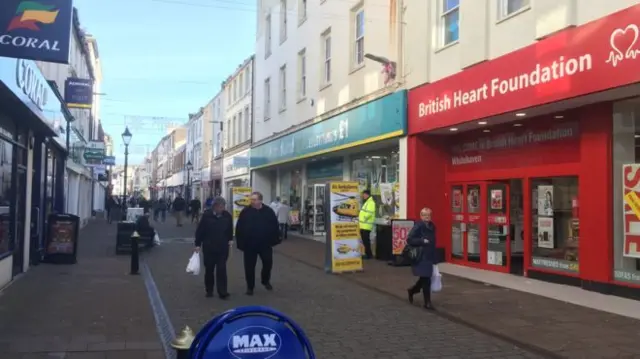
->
[407,207,437,310]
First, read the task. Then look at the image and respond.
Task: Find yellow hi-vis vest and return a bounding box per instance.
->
[359,197,376,231]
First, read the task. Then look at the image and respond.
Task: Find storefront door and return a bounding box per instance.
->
[450,182,512,273]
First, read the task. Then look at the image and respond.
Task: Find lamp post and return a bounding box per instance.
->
[186,160,193,202]
[121,127,132,213]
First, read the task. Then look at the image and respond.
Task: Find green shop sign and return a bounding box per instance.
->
[250,90,407,168]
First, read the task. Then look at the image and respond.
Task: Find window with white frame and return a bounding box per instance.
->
[499,0,530,19]
[280,0,287,43]
[236,111,242,145]
[441,0,459,46]
[353,8,365,67]
[245,67,251,93]
[233,79,238,102]
[244,106,250,141]
[265,14,272,56]
[231,114,237,147]
[227,86,232,105]
[321,29,331,85]
[298,49,306,99]
[298,0,307,24]
[279,65,287,110]
[239,73,244,97]
[264,77,271,120]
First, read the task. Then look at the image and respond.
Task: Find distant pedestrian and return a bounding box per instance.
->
[172,194,186,227]
[158,197,168,222]
[205,195,214,210]
[276,199,291,240]
[269,196,281,212]
[406,207,437,311]
[235,191,280,296]
[190,197,202,223]
[194,196,232,299]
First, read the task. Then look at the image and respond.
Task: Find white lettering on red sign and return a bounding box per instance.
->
[417,55,593,119]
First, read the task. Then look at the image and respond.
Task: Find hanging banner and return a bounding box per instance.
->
[324,182,363,273]
[0,0,73,64]
[231,187,252,234]
[64,77,93,109]
[623,164,640,258]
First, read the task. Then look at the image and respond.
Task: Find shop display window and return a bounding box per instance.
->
[530,176,579,274]
[279,168,302,212]
[351,148,400,218]
[613,100,640,285]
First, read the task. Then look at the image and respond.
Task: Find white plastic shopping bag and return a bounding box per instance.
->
[153,233,161,246]
[431,264,443,292]
[186,252,201,275]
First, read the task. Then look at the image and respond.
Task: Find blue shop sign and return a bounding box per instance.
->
[251,90,407,168]
[0,56,64,145]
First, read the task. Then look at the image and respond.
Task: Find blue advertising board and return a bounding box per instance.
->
[0,0,73,64]
[64,77,93,109]
[250,90,407,169]
[190,306,315,359]
[102,156,116,166]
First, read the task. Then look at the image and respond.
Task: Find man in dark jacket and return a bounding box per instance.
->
[235,191,280,296]
[190,197,202,223]
[172,194,186,227]
[194,196,233,299]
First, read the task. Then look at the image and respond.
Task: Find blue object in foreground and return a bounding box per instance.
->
[189,305,316,359]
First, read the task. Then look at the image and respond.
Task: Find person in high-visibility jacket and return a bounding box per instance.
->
[358,190,376,259]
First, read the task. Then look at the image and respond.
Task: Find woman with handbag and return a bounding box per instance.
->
[406,207,437,310]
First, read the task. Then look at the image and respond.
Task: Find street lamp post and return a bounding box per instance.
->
[186,160,193,202]
[122,127,132,214]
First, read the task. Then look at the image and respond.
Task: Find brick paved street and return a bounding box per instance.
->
[276,234,640,358]
[0,219,163,359]
[146,226,541,359]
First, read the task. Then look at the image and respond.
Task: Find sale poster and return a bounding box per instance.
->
[490,189,503,210]
[623,164,640,258]
[537,217,555,249]
[392,220,414,255]
[328,182,363,273]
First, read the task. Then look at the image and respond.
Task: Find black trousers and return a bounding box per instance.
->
[243,248,273,290]
[409,277,432,304]
[279,223,288,239]
[360,229,373,258]
[204,251,228,295]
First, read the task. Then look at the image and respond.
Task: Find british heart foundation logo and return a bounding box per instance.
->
[7,1,59,32]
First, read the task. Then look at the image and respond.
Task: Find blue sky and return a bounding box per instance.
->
[74,0,257,165]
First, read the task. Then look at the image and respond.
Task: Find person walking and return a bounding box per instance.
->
[406,207,437,310]
[190,197,202,223]
[172,194,186,227]
[158,197,168,223]
[235,191,280,296]
[194,196,233,299]
[358,190,376,259]
[276,199,291,240]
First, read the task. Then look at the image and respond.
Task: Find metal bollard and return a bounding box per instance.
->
[130,231,140,275]
[171,325,195,359]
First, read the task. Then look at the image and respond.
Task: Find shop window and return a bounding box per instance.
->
[613,101,640,285]
[0,137,12,255]
[279,168,302,213]
[530,176,579,274]
[351,148,400,218]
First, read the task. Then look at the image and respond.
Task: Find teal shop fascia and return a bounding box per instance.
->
[250,90,407,169]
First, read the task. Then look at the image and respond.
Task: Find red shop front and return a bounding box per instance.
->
[407,4,640,295]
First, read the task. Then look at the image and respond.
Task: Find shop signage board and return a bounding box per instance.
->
[324,181,363,273]
[231,187,251,235]
[64,77,93,109]
[408,4,640,134]
[251,91,407,168]
[0,57,62,135]
[224,149,250,178]
[531,257,579,273]
[102,156,116,166]
[211,158,223,178]
[0,0,73,64]
[189,306,316,358]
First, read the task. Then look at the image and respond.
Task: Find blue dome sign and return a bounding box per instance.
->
[189,306,315,359]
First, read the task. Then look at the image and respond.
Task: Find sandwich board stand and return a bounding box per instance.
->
[43,214,80,264]
[188,305,316,359]
[324,182,364,274]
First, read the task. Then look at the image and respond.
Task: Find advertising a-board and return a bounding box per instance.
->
[232,187,252,234]
[325,182,363,273]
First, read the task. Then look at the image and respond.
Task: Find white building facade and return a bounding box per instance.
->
[251,0,407,235]
[209,91,225,196]
[221,56,254,200]
[186,110,204,201]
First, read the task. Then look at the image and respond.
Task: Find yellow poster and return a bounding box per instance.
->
[329,182,363,273]
[232,187,252,234]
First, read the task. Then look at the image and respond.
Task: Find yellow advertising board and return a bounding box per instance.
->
[231,187,252,234]
[327,181,363,273]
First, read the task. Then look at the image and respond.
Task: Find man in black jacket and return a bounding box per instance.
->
[235,191,280,296]
[194,196,233,299]
[172,194,186,227]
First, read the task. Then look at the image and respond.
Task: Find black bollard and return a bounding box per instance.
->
[171,326,195,359]
[130,231,140,275]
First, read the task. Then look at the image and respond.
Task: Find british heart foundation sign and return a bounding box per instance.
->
[623,164,640,258]
[408,4,640,134]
